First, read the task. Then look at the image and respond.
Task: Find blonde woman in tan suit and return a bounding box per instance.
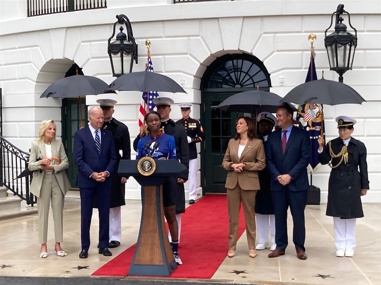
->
[222,116,266,258]
[28,120,71,258]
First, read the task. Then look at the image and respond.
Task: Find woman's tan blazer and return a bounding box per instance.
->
[222,138,266,190]
[28,139,71,197]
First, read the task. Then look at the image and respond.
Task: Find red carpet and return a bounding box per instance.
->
[92,195,246,278]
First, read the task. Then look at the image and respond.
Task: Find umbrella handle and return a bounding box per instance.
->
[320,105,325,137]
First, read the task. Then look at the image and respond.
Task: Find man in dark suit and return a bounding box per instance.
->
[74,106,117,259]
[265,103,311,260]
[97,99,131,249]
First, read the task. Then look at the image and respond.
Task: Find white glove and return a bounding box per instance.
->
[187,136,192,143]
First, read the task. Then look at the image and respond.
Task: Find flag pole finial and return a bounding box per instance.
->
[308,33,316,59]
[145,39,151,50]
[308,33,316,48]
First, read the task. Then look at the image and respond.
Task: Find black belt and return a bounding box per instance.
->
[332,165,358,172]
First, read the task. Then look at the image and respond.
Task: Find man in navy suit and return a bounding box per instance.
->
[74,106,117,259]
[265,103,311,260]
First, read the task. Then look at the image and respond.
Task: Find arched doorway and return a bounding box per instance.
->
[36,60,87,187]
[201,53,271,194]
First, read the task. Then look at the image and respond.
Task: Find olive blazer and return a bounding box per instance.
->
[28,139,71,198]
[222,138,266,190]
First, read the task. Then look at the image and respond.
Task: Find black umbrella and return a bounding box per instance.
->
[40,75,110,98]
[107,71,186,93]
[280,78,366,105]
[15,168,32,179]
[214,90,285,114]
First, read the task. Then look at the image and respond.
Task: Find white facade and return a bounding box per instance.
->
[0,0,380,202]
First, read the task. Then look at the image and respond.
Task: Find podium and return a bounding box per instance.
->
[118,159,187,276]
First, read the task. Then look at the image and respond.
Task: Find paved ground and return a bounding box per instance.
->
[1,195,380,285]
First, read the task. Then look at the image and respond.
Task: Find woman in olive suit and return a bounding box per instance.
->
[222,116,266,258]
[28,120,71,258]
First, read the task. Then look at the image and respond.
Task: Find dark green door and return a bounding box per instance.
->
[200,53,272,194]
[202,92,243,194]
[62,98,87,187]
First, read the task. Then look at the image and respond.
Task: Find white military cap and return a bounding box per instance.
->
[257,111,276,125]
[153,97,174,106]
[179,103,192,110]
[336,116,356,129]
[96,98,117,107]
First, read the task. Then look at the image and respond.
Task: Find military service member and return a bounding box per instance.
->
[177,104,204,204]
[318,116,369,258]
[96,99,131,249]
[255,111,276,251]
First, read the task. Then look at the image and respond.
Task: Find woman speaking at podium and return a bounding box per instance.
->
[136,111,183,265]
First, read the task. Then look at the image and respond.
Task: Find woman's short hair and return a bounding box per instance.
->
[38,120,56,141]
[234,116,256,140]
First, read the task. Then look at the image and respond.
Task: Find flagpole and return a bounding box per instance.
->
[308,33,316,82]
[145,39,151,63]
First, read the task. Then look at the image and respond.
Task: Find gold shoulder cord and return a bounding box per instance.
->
[328,141,348,168]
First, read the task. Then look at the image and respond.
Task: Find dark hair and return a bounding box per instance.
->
[277,103,294,115]
[144,111,161,122]
[234,116,256,140]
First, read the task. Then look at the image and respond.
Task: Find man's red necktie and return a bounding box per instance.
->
[282,130,287,153]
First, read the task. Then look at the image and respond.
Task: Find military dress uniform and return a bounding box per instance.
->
[254,112,276,251]
[177,104,204,203]
[96,99,131,248]
[318,116,369,257]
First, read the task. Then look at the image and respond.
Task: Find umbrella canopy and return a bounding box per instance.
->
[40,75,110,98]
[107,71,186,93]
[214,90,284,114]
[15,168,32,179]
[280,78,366,105]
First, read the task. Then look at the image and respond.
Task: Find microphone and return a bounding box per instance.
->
[149,141,160,157]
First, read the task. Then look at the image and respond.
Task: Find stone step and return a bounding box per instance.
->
[0,196,22,210]
[0,199,38,221]
[67,188,80,199]
[0,191,38,221]
[0,186,8,198]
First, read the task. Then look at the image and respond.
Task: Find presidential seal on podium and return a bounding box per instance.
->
[137,156,156,176]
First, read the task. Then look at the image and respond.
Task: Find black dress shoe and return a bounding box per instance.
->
[79,250,88,259]
[189,199,195,204]
[109,240,120,248]
[99,248,112,256]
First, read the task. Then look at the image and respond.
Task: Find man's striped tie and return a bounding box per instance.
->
[94,130,101,154]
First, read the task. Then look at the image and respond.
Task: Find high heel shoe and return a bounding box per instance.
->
[227,249,235,258]
[39,252,48,258]
[56,250,67,257]
[249,249,257,258]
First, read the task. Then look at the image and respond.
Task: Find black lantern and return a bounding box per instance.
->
[324,4,357,83]
[108,14,138,77]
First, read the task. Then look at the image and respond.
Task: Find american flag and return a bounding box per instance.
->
[303,110,314,122]
[138,52,159,126]
[296,46,325,171]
